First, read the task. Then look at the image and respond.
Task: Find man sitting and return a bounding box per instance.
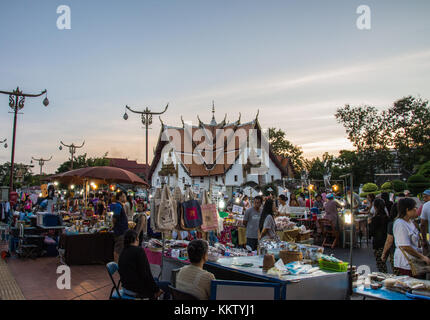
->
[176,239,215,300]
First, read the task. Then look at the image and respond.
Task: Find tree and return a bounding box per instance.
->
[418,161,430,179]
[268,128,305,174]
[407,174,430,196]
[56,152,110,173]
[0,162,39,188]
[383,96,430,173]
[336,105,394,182]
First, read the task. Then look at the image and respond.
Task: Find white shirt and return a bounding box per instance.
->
[278,203,289,215]
[420,201,430,235]
[393,218,420,270]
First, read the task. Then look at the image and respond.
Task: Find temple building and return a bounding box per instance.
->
[148,105,294,194]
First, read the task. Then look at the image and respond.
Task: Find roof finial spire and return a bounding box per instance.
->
[210,100,217,125]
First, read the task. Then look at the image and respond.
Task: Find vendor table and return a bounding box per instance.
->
[59,232,114,265]
[353,286,413,300]
[160,255,348,300]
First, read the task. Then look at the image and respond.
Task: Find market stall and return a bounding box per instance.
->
[143,237,349,300]
[353,272,430,300]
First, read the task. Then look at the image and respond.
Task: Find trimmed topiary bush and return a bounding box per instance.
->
[360,182,380,198]
[418,161,430,180]
[380,181,393,191]
[392,180,407,193]
[362,183,378,193]
[407,174,430,196]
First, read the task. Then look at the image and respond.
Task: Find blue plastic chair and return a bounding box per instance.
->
[106,262,136,300]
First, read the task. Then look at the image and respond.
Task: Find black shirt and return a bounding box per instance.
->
[118,245,159,298]
[369,214,390,249]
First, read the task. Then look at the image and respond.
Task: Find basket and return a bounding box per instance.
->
[279,250,303,264]
[318,259,348,272]
[280,229,299,242]
[296,230,312,242]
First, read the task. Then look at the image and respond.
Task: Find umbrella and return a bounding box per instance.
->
[49,166,149,187]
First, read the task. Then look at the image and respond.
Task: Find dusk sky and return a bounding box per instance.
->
[1,0,430,174]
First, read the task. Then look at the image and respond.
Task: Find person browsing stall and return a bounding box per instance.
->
[258,198,279,241]
[393,198,430,276]
[323,193,342,228]
[368,199,390,273]
[277,194,289,216]
[243,196,263,251]
[111,191,129,262]
[289,193,300,207]
[419,189,430,256]
[118,230,170,299]
[176,239,216,300]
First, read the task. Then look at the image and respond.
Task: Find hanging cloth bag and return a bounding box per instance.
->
[156,185,177,232]
[180,188,203,230]
[201,191,219,232]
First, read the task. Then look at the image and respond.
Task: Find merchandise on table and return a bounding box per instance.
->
[356,271,430,299]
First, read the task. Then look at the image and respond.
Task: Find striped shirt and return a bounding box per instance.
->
[176,264,215,300]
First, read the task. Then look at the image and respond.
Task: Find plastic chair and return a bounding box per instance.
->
[105,262,136,300]
[168,285,199,300]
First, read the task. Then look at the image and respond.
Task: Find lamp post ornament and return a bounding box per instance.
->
[59,140,85,170]
[0,87,49,193]
[123,103,168,179]
[0,138,6,148]
[31,156,53,175]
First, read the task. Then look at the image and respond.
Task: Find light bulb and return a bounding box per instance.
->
[123,112,128,120]
[219,199,225,210]
[59,146,63,151]
[43,97,49,107]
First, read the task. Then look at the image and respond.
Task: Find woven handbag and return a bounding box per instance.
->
[399,247,430,277]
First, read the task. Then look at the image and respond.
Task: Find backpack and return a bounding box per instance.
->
[156,185,177,232]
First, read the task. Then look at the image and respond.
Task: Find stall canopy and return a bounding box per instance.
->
[49,166,149,187]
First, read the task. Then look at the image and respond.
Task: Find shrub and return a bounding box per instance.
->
[418,161,430,179]
[380,181,393,191]
[362,183,378,193]
[392,180,407,193]
[407,174,430,196]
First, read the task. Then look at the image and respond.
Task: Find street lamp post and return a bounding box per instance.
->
[59,141,85,170]
[0,87,49,193]
[31,156,53,175]
[122,103,168,180]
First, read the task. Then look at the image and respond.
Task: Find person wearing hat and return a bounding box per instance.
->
[419,189,430,256]
[323,193,342,229]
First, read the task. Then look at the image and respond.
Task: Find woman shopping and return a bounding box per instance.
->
[393,198,430,277]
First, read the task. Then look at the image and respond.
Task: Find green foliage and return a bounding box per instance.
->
[0,162,40,188]
[268,128,305,175]
[392,180,407,192]
[418,161,430,179]
[380,181,393,191]
[336,96,430,180]
[362,183,379,193]
[56,152,109,174]
[383,97,430,173]
[407,174,430,196]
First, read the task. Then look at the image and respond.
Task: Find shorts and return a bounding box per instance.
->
[114,235,125,255]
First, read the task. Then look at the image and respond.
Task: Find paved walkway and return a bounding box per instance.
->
[0,258,25,300]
